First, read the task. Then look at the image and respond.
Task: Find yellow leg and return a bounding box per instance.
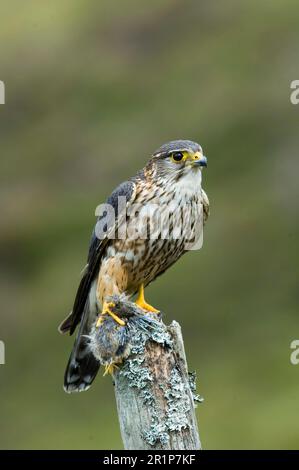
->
[135,284,159,313]
[96,301,126,328]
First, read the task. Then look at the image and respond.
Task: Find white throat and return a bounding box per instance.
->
[174,169,202,198]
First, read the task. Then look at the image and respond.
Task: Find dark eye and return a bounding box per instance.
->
[171,151,184,162]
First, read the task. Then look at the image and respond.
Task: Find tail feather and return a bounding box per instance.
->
[58,312,73,335]
[63,294,100,393]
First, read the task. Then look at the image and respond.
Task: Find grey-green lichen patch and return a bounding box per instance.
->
[142,418,169,446]
[164,368,190,432]
[140,388,156,406]
[120,357,153,389]
[188,371,204,406]
[128,314,172,354]
[149,323,172,347]
[120,314,172,392]
[140,366,194,445]
[129,329,148,355]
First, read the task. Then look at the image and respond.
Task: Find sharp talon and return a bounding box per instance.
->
[108,310,126,326]
[96,315,104,328]
[96,301,125,328]
[136,300,160,313]
[103,363,119,376]
[135,284,160,313]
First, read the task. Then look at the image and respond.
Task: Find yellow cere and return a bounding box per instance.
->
[170,151,201,164]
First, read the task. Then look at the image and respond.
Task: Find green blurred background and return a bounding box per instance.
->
[1,0,299,450]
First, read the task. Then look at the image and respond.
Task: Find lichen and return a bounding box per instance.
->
[140,366,194,445]
[149,323,172,347]
[140,388,156,406]
[142,420,169,446]
[188,371,204,406]
[120,357,153,389]
[164,367,190,432]
[129,329,148,355]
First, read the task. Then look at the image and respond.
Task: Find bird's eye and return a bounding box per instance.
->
[171,152,184,163]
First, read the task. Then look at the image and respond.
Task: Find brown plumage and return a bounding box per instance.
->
[60,140,209,392]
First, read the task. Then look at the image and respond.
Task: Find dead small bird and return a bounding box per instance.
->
[87,296,162,376]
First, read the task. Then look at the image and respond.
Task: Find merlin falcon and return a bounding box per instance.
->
[60,140,209,392]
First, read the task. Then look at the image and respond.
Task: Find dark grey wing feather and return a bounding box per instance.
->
[62,179,136,393]
[60,180,136,336]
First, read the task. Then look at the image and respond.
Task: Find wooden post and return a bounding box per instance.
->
[113,317,202,450]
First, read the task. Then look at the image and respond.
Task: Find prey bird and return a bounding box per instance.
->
[88,295,167,377]
[60,140,209,392]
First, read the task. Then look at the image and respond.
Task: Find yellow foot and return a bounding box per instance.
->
[135,284,160,313]
[103,363,119,376]
[96,301,126,328]
[96,314,105,328]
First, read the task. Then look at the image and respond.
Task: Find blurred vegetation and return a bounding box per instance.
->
[0,0,299,450]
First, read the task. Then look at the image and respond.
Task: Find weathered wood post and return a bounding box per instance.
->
[90,298,202,450]
[114,320,202,450]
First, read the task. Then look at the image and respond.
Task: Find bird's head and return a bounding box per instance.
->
[148,140,207,182]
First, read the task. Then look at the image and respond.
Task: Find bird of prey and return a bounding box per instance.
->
[60,140,209,392]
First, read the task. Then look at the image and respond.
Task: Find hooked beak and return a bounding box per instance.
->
[191,154,208,168]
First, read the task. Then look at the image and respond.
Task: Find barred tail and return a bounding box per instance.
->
[63,296,100,393]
